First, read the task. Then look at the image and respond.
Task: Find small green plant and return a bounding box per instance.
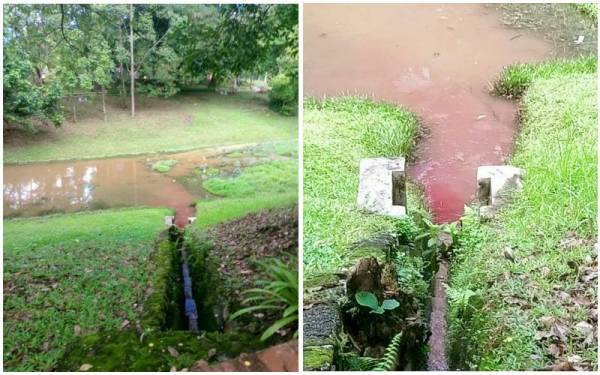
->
[354,291,399,314]
[446,286,479,319]
[415,218,458,256]
[229,258,298,341]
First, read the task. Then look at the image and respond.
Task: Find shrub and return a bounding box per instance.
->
[269,73,297,115]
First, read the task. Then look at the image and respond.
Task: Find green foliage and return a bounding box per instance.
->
[3,4,298,131]
[3,207,169,371]
[151,159,177,173]
[414,218,459,257]
[374,332,403,371]
[3,48,64,131]
[354,291,400,315]
[269,72,297,115]
[202,160,297,197]
[448,63,597,370]
[229,258,298,341]
[303,97,421,282]
[195,193,296,228]
[394,251,430,307]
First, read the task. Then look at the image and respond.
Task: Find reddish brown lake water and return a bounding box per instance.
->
[3,145,278,227]
[304,3,554,222]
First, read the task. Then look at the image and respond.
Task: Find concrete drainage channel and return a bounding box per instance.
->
[166,216,200,332]
[304,159,524,371]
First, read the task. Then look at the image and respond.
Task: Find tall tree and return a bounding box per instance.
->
[130,4,135,117]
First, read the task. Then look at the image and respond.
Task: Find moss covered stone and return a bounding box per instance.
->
[57,330,264,371]
[304,345,334,371]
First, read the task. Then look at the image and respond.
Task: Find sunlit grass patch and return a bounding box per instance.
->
[195,193,297,228]
[4,91,297,164]
[203,160,297,197]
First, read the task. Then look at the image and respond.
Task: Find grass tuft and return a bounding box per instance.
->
[151,159,177,173]
[493,56,596,98]
[573,3,598,22]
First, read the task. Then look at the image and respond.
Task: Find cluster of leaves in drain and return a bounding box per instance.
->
[354,291,399,315]
[229,257,298,341]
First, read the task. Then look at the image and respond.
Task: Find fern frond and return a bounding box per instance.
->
[374,332,403,371]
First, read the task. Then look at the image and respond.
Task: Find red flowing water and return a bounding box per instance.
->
[304,3,552,222]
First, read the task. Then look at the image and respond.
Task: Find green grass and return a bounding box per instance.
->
[195,149,298,227]
[151,159,177,173]
[4,90,297,164]
[303,96,421,284]
[195,192,297,229]
[203,160,297,197]
[3,207,170,371]
[573,3,598,22]
[448,61,597,370]
[493,56,596,98]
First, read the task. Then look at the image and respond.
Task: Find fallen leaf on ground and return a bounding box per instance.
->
[74,325,82,336]
[167,346,179,357]
[540,316,556,328]
[548,343,563,358]
[551,322,569,343]
[79,364,93,371]
[207,348,217,359]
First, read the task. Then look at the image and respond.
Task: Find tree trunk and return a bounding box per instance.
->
[129,4,135,118]
[101,87,107,122]
[72,98,77,123]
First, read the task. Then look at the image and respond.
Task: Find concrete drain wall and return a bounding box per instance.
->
[476,165,524,218]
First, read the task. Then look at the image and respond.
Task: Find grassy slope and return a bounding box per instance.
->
[303,97,422,285]
[3,207,170,371]
[448,60,597,370]
[4,90,297,164]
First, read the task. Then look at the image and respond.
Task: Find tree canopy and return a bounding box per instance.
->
[3,4,298,130]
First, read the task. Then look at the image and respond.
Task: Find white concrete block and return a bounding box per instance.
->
[165,216,175,226]
[357,157,407,218]
[477,165,524,216]
[187,217,197,225]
